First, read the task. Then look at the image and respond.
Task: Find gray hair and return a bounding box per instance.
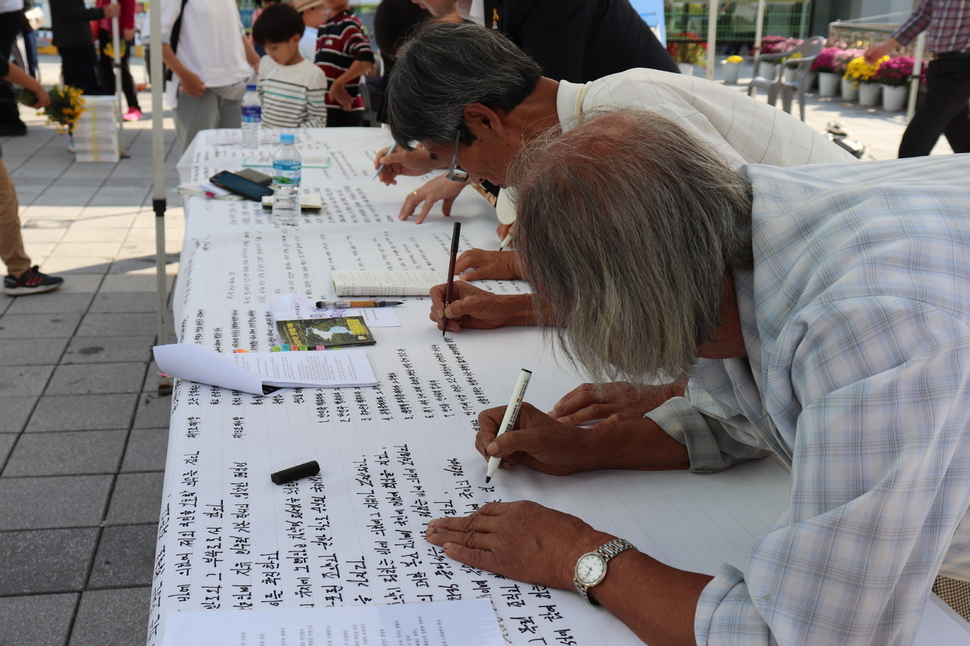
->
[385,22,542,148]
[512,109,754,383]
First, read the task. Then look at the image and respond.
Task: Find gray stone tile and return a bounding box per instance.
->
[0,593,81,646]
[88,291,160,313]
[63,334,156,364]
[25,393,138,432]
[0,313,82,339]
[88,524,158,588]
[0,593,78,644]
[0,336,69,365]
[105,472,164,525]
[76,312,157,337]
[3,430,128,476]
[122,428,169,472]
[69,587,151,646]
[0,365,54,397]
[47,362,147,395]
[0,528,98,594]
[4,292,94,315]
[133,392,174,429]
[0,433,16,464]
[0,396,36,433]
[0,476,112,529]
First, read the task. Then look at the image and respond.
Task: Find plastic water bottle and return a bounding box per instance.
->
[241,84,261,150]
[271,133,302,226]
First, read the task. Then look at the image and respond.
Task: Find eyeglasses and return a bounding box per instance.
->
[445,130,469,183]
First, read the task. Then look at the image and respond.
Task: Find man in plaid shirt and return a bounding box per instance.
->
[866,0,970,157]
[424,110,970,644]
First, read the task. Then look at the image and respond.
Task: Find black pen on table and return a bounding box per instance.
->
[441,221,461,337]
[485,368,532,483]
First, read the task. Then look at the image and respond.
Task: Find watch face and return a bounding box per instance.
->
[575,553,607,587]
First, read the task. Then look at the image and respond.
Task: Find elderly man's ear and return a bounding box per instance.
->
[462,103,508,140]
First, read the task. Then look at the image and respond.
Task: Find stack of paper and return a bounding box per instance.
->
[74,96,120,163]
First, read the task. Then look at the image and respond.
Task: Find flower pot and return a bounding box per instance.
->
[758,62,778,79]
[841,78,858,101]
[677,62,695,76]
[783,66,797,83]
[858,82,881,107]
[722,61,742,84]
[881,84,908,111]
[818,72,840,97]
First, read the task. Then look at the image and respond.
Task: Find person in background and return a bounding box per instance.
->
[0,0,27,136]
[49,0,119,95]
[295,0,328,63]
[866,0,970,157]
[95,0,142,121]
[0,60,64,296]
[253,2,327,128]
[315,0,374,127]
[426,108,970,646]
[160,0,260,152]
[371,0,430,123]
[249,0,280,58]
[412,0,679,80]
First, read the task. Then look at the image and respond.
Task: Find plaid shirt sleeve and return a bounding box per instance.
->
[893,0,934,46]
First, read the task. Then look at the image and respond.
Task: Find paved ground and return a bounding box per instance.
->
[0,55,955,645]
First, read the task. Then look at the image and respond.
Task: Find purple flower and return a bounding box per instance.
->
[811,47,841,73]
[874,56,927,87]
[832,48,865,74]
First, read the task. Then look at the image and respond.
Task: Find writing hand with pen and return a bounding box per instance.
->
[472,402,691,477]
[429,281,536,332]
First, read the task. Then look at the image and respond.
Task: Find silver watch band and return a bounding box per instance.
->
[574,538,637,607]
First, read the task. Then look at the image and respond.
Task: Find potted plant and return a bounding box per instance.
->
[844,56,887,106]
[782,51,803,83]
[811,47,843,97]
[723,54,743,84]
[667,33,707,76]
[833,48,865,100]
[755,36,801,79]
[874,56,917,111]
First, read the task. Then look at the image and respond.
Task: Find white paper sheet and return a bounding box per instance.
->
[153,343,377,394]
[161,599,505,646]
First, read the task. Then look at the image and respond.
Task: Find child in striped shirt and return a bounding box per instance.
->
[315,0,375,127]
[252,3,328,128]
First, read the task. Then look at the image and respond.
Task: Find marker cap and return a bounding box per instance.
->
[271,460,320,485]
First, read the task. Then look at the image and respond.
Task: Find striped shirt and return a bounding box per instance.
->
[646,155,970,643]
[893,0,970,53]
[314,10,374,112]
[257,56,328,129]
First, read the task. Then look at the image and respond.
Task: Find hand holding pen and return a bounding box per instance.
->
[486,369,532,482]
[441,221,461,337]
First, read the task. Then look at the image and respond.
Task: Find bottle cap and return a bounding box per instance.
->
[246,84,257,92]
[280,133,295,144]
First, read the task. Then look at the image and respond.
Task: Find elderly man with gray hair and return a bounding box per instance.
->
[378,22,854,226]
[423,109,970,644]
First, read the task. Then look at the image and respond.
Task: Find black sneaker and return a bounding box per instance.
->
[3,266,64,296]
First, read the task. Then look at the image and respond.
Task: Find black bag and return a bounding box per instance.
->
[163,0,190,85]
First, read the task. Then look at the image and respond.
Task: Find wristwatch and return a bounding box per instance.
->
[573,538,637,607]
